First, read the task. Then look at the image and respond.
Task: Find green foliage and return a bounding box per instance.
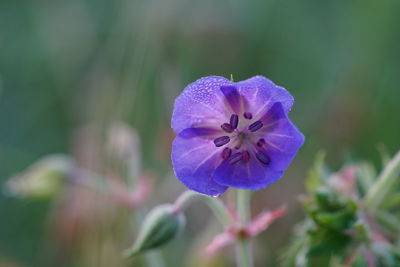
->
[283,151,400,267]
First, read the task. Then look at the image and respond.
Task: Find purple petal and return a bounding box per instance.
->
[213,158,284,190]
[172,76,233,134]
[220,85,241,114]
[259,102,305,172]
[179,127,221,139]
[172,135,228,196]
[234,76,294,118]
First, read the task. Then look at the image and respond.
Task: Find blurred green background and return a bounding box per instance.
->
[1,0,399,266]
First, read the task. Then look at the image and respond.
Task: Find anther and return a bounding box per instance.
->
[214,136,230,147]
[221,123,234,133]
[243,112,253,120]
[257,138,266,147]
[221,147,232,159]
[229,152,243,164]
[242,150,250,163]
[248,121,263,132]
[230,114,239,129]
[255,151,270,165]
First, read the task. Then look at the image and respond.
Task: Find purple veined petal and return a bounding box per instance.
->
[172,76,233,134]
[234,76,294,118]
[259,102,286,128]
[172,135,228,196]
[220,85,242,114]
[258,102,305,172]
[213,157,284,190]
[179,127,222,139]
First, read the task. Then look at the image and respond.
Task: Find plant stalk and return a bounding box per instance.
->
[235,189,253,267]
[173,190,232,226]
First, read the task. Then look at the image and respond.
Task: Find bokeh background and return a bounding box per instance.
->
[1,0,399,266]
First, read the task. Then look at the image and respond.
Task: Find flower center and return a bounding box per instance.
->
[213,112,270,166]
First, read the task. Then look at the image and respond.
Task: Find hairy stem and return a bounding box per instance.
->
[235,189,253,267]
[173,190,232,226]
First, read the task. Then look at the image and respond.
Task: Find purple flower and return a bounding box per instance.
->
[171,76,305,196]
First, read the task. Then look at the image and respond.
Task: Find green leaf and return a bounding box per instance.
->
[306,151,326,193]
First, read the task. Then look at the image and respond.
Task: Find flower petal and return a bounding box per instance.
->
[171,76,232,134]
[171,135,228,196]
[179,127,221,139]
[213,158,284,190]
[220,85,241,114]
[259,102,305,172]
[234,76,294,118]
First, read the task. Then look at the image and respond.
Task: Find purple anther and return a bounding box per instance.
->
[221,147,232,159]
[242,150,250,163]
[213,136,230,147]
[221,123,234,133]
[248,121,263,132]
[255,151,271,165]
[229,152,243,164]
[230,114,239,129]
[257,138,266,147]
[243,112,253,120]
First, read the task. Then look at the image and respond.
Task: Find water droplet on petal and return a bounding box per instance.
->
[209,189,220,197]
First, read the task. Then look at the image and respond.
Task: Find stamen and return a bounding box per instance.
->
[242,150,250,163]
[221,147,232,159]
[248,121,263,132]
[243,112,253,120]
[214,136,230,147]
[221,123,234,133]
[230,114,239,129]
[257,138,266,147]
[229,152,242,165]
[255,151,270,165]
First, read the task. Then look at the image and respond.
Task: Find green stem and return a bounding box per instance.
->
[364,150,400,212]
[235,190,253,267]
[144,250,165,267]
[173,190,232,226]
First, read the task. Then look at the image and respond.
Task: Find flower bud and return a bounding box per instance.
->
[125,204,185,257]
[4,155,75,199]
